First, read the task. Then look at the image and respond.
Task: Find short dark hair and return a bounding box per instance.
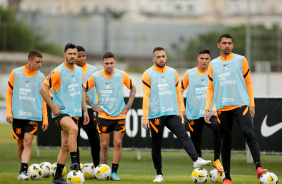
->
[28,50,42,60]
[198,49,210,55]
[153,47,165,53]
[218,34,233,43]
[64,43,77,52]
[77,46,85,52]
[102,52,115,60]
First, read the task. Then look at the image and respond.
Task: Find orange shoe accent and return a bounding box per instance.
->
[213,159,224,173]
[256,167,268,179]
[223,179,232,184]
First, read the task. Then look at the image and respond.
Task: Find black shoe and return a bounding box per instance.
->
[70,162,80,171]
[52,177,67,184]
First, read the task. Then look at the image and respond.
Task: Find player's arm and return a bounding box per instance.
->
[82,86,89,125]
[243,57,255,118]
[204,63,214,123]
[6,70,14,123]
[142,71,151,130]
[39,70,64,117]
[180,72,189,121]
[175,70,185,117]
[41,75,49,131]
[120,72,136,115]
[84,75,103,113]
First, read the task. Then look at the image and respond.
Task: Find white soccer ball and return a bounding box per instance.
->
[209,168,225,183]
[50,163,67,178]
[27,164,43,180]
[94,164,111,180]
[40,162,52,178]
[81,163,95,179]
[260,172,279,184]
[67,170,85,184]
[191,168,208,183]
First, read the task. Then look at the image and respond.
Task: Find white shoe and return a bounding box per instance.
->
[153,174,164,182]
[193,157,212,168]
[18,172,30,180]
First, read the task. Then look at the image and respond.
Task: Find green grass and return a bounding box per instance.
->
[0,123,281,183]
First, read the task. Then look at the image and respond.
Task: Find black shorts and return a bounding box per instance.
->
[12,119,38,139]
[97,118,125,134]
[54,114,79,130]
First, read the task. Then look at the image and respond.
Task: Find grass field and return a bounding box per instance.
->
[0,123,280,184]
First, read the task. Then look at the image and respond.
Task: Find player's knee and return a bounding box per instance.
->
[113,140,122,148]
[69,125,78,135]
[100,142,109,150]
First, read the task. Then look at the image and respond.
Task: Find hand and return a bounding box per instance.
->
[142,119,150,130]
[182,111,188,123]
[92,105,104,113]
[42,124,48,132]
[83,111,89,125]
[120,104,131,115]
[51,106,64,117]
[6,116,13,123]
[250,106,255,118]
[204,110,211,124]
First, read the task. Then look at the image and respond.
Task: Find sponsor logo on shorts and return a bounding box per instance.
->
[118,120,125,125]
[29,121,38,125]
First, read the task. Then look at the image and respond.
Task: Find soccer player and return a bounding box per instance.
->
[142,47,212,183]
[180,49,223,173]
[84,52,136,181]
[40,43,89,184]
[204,34,267,184]
[75,45,100,168]
[6,50,48,180]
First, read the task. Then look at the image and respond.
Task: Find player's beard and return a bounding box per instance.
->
[156,62,166,68]
[67,57,76,65]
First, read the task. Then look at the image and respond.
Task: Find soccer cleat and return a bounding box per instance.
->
[193,157,212,168]
[153,174,164,182]
[256,167,268,179]
[51,177,67,184]
[18,172,30,180]
[223,179,232,184]
[70,162,80,171]
[110,172,120,181]
[213,159,224,172]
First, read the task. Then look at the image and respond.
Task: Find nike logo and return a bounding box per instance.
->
[201,79,205,81]
[261,115,282,137]
[106,82,110,84]
[161,76,165,78]
[223,64,228,66]
[72,75,75,77]
[26,81,30,83]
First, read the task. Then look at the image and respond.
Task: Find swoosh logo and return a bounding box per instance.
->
[261,115,282,137]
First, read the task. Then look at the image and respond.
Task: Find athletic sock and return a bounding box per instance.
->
[53,164,64,180]
[20,163,28,173]
[112,163,119,173]
[70,152,78,163]
[156,168,162,175]
[255,161,262,170]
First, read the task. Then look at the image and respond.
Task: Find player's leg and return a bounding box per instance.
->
[208,116,223,172]
[234,106,266,178]
[189,118,205,157]
[81,110,100,167]
[76,118,83,169]
[60,116,79,170]
[150,117,165,182]
[17,139,24,162]
[218,111,234,181]
[166,115,211,169]
[99,133,110,164]
[21,132,34,165]
[52,129,69,183]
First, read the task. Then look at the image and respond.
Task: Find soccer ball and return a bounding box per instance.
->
[67,170,85,184]
[94,164,111,180]
[260,172,278,184]
[209,168,225,183]
[81,163,95,179]
[191,168,208,183]
[40,162,52,178]
[27,164,43,180]
[50,163,67,178]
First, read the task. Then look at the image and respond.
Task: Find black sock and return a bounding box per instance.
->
[20,163,28,173]
[156,168,162,175]
[70,152,78,163]
[255,161,262,170]
[112,163,119,173]
[53,164,64,180]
